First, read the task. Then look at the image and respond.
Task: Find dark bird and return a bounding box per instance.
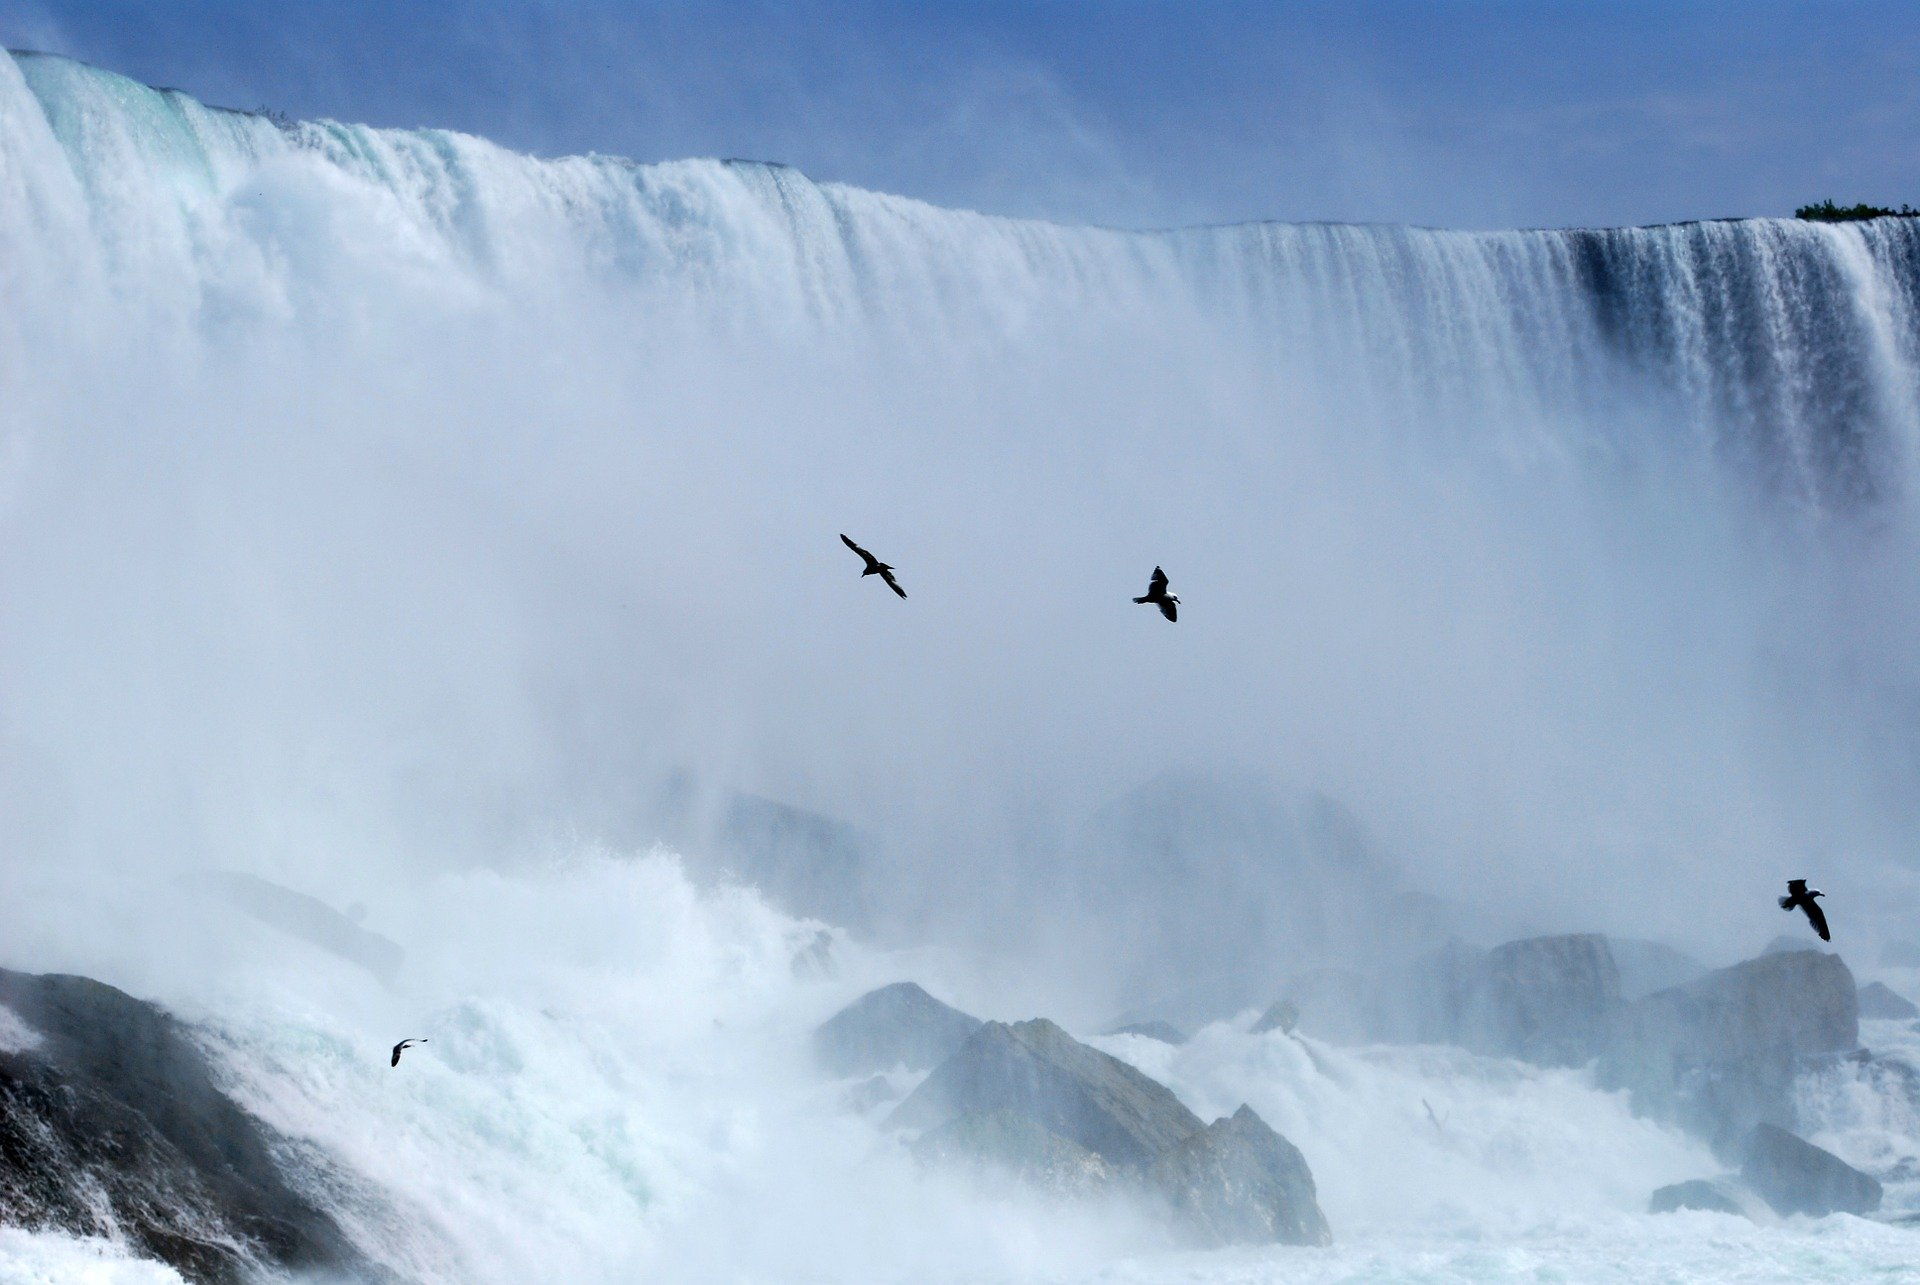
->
[390,1038,427,1067]
[1778,879,1830,941]
[840,534,906,598]
[1133,566,1179,621]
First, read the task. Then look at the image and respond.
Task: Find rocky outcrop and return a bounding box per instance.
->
[1739,1124,1881,1216]
[892,1019,1331,1246]
[889,1019,1202,1170]
[1598,951,1858,1148]
[1857,981,1918,1020]
[910,1109,1113,1194]
[1648,1177,1748,1216]
[1145,1105,1332,1246]
[813,982,982,1078]
[1462,934,1621,1066]
[0,968,377,1284]
[1105,1020,1186,1045]
[197,871,405,983]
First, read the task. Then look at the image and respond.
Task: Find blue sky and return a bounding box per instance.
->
[6,1,1918,229]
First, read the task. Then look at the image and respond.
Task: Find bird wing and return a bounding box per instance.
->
[1787,878,1807,895]
[1805,900,1830,941]
[880,567,907,598]
[841,533,877,567]
[390,1043,403,1066]
[1148,566,1168,596]
[1160,598,1177,622]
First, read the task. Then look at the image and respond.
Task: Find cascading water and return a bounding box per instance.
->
[6,47,1920,1284]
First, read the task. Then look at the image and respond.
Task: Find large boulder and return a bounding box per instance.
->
[1739,1124,1881,1217]
[1145,1104,1332,1246]
[1648,1177,1748,1216]
[889,1019,1202,1171]
[1598,951,1858,1148]
[1857,981,1919,1020]
[1608,938,1709,1001]
[813,982,982,1078]
[910,1108,1114,1195]
[1462,934,1621,1066]
[0,968,377,1284]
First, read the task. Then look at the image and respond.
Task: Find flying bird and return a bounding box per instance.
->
[1133,566,1179,622]
[840,534,907,598]
[1778,879,1830,942]
[390,1038,427,1067]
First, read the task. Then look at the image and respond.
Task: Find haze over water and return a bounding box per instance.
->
[4,40,1920,1284]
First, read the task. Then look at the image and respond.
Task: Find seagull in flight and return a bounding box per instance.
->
[840,534,907,599]
[390,1038,427,1067]
[1133,566,1179,622]
[1778,879,1830,942]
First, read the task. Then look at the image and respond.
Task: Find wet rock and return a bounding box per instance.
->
[1648,1177,1749,1216]
[1104,1020,1186,1045]
[910,1108,1113,1194]
[0,968,378,1284]
[1857,981,1919,1020]
[1462,934,1622,1066]
[1599,951,1858,1148]
[1739,1123,1881,1217]
[813,982,982,1078]
[1145,1104,1332,1247]
[889,1019,1202,1171]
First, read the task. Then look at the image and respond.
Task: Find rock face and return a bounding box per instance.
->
[198,871,405,983]
[814,983,982,1078]
[890,1019,1203,1171]
[892,1019,1332,1246]
[1739,1124,1882,1216]
[1598,951,1858,1147]
[1858,981,1919,1020]
[1462,934,1621,1066]
[0,968,375,1284]
[1649,1177,1747,1216]
[1145,1105,1332,1247]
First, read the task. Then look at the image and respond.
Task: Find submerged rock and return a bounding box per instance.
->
[1857,981,1919,1020]
[1648,1177,1749,1216]
[1598,950,1857,1148]
[889,1019,1202,1171]
[1739,1123,1881,1217]
[0,968,377,1284]
[1145,1104,1332,1247]
[813,982,982,1078]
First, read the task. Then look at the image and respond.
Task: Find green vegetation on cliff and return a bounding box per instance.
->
[1796,199,1919,222]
